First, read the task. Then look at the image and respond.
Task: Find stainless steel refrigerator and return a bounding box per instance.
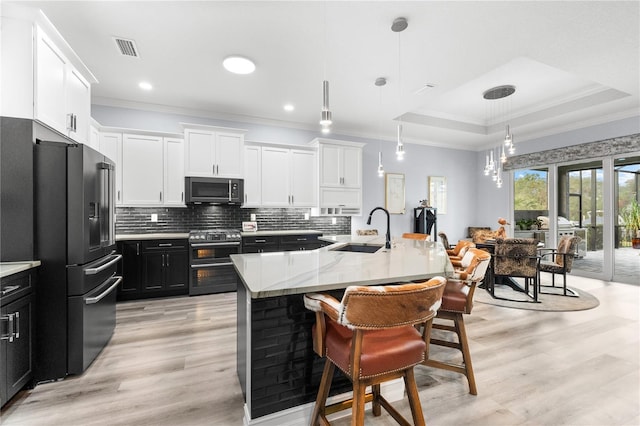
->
[34,124,121,382]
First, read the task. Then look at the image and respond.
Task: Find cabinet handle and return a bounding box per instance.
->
[1,314,15,342]
[73,114,77,132]
[117,190,121,201]
[181,192,184,202]
[166,255,170,267]
[213,164,216,175]
[161,254,166,267]
[245,194,247,203]
[136,243,140,256]
[158,243,173,247]
[67,113,74,132]
[14,311,19,339]
[291,195,294,204]
[255,239,266,243]
[160,191,163,202]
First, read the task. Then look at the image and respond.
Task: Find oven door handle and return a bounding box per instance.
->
[85,276,122,305]
[85,254,122,275]
[190,262,234,268]
[190,242,240,247]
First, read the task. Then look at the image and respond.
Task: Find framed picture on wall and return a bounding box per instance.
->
[429,176,447,214]
[385,173,405,214]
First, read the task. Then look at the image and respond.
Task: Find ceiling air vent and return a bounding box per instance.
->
[113,37,139,58]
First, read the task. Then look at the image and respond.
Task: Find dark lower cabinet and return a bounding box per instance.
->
[117,239,188,300]
[117,241,142,299]
[1,269,35,408]
[242,235,280,253]
[242,233,326,253]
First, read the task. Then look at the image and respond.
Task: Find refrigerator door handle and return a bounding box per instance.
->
[85,276,122,305]
[84,254,122,275]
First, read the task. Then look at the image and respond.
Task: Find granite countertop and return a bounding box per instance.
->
[231,235,452,298]
[240,229,323,237]
[0,261,42,279]
[116,233,190,241]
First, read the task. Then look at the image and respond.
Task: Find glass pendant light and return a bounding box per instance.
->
[396,124,405,160]
[377,152,385,177]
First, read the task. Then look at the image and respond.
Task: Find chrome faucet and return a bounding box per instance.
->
[366,207,391,249]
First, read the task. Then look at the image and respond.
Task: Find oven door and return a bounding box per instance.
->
[189,242,240,295]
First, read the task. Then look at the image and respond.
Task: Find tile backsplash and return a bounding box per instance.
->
[115,206,351,234]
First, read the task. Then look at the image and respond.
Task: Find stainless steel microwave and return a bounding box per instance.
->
[185,177,244,204]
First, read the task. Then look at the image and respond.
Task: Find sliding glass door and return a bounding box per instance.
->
[513,157,639,285]
[614,156,640,283]
[558,161,604,276]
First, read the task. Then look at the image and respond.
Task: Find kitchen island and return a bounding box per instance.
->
[231,235,453,425]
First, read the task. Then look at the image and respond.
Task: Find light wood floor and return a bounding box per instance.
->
[2,276,638,425]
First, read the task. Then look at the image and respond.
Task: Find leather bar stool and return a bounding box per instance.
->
[304,277,446,426]
[447,240,475,262]
[422,248,491,395]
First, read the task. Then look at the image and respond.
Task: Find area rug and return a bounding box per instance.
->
[475,284,599,311]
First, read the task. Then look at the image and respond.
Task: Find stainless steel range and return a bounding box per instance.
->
[188,229,241,295]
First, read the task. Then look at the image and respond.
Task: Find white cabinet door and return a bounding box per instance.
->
[216,132,244,178]
[35,28,67,134]
[184,129,215,177]
[290,150,317,207]
[341,146,362,188]
[243,145,261,207]
[122,134,164,205]
[319,144,342,187]
[99,133,123,205]
[164,138,185,206]
[34,26,92,144]
[261,147,290,207]
[184,129,244,178]
[65,68,90,144]
[319,188,361,208]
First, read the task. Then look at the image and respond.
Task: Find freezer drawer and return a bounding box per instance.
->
[67,275,121,375]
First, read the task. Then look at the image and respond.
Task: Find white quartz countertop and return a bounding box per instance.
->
[231,235,453,298]
[240,230,323,237]
[0,261,41,279]
[116,233,189,241]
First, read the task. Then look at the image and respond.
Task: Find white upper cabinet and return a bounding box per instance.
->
[290,149,317,207]
[122,134,164,206]
[310,138,365,216]
[164,138,185,206]
[1,5,96,144]
[89,124,100,152]
[318,143,362,188]
[244,143,317,208]
[183,124,246,178]
[243,145,262,207]
[99,129,184,207]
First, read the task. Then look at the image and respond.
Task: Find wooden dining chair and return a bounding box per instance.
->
[304,277,446,426]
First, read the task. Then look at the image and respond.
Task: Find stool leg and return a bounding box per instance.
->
[455,314,477,395]
[352,380,366,426]
[404,368,426,426]
[310,359,335,426]
[372,384,382,416]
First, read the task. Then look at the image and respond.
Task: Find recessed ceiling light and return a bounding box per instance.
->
[223,56,256,74]
[139,81,153,91]
[283,104,294,112]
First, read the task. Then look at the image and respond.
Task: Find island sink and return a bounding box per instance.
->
[330,243,383,253]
